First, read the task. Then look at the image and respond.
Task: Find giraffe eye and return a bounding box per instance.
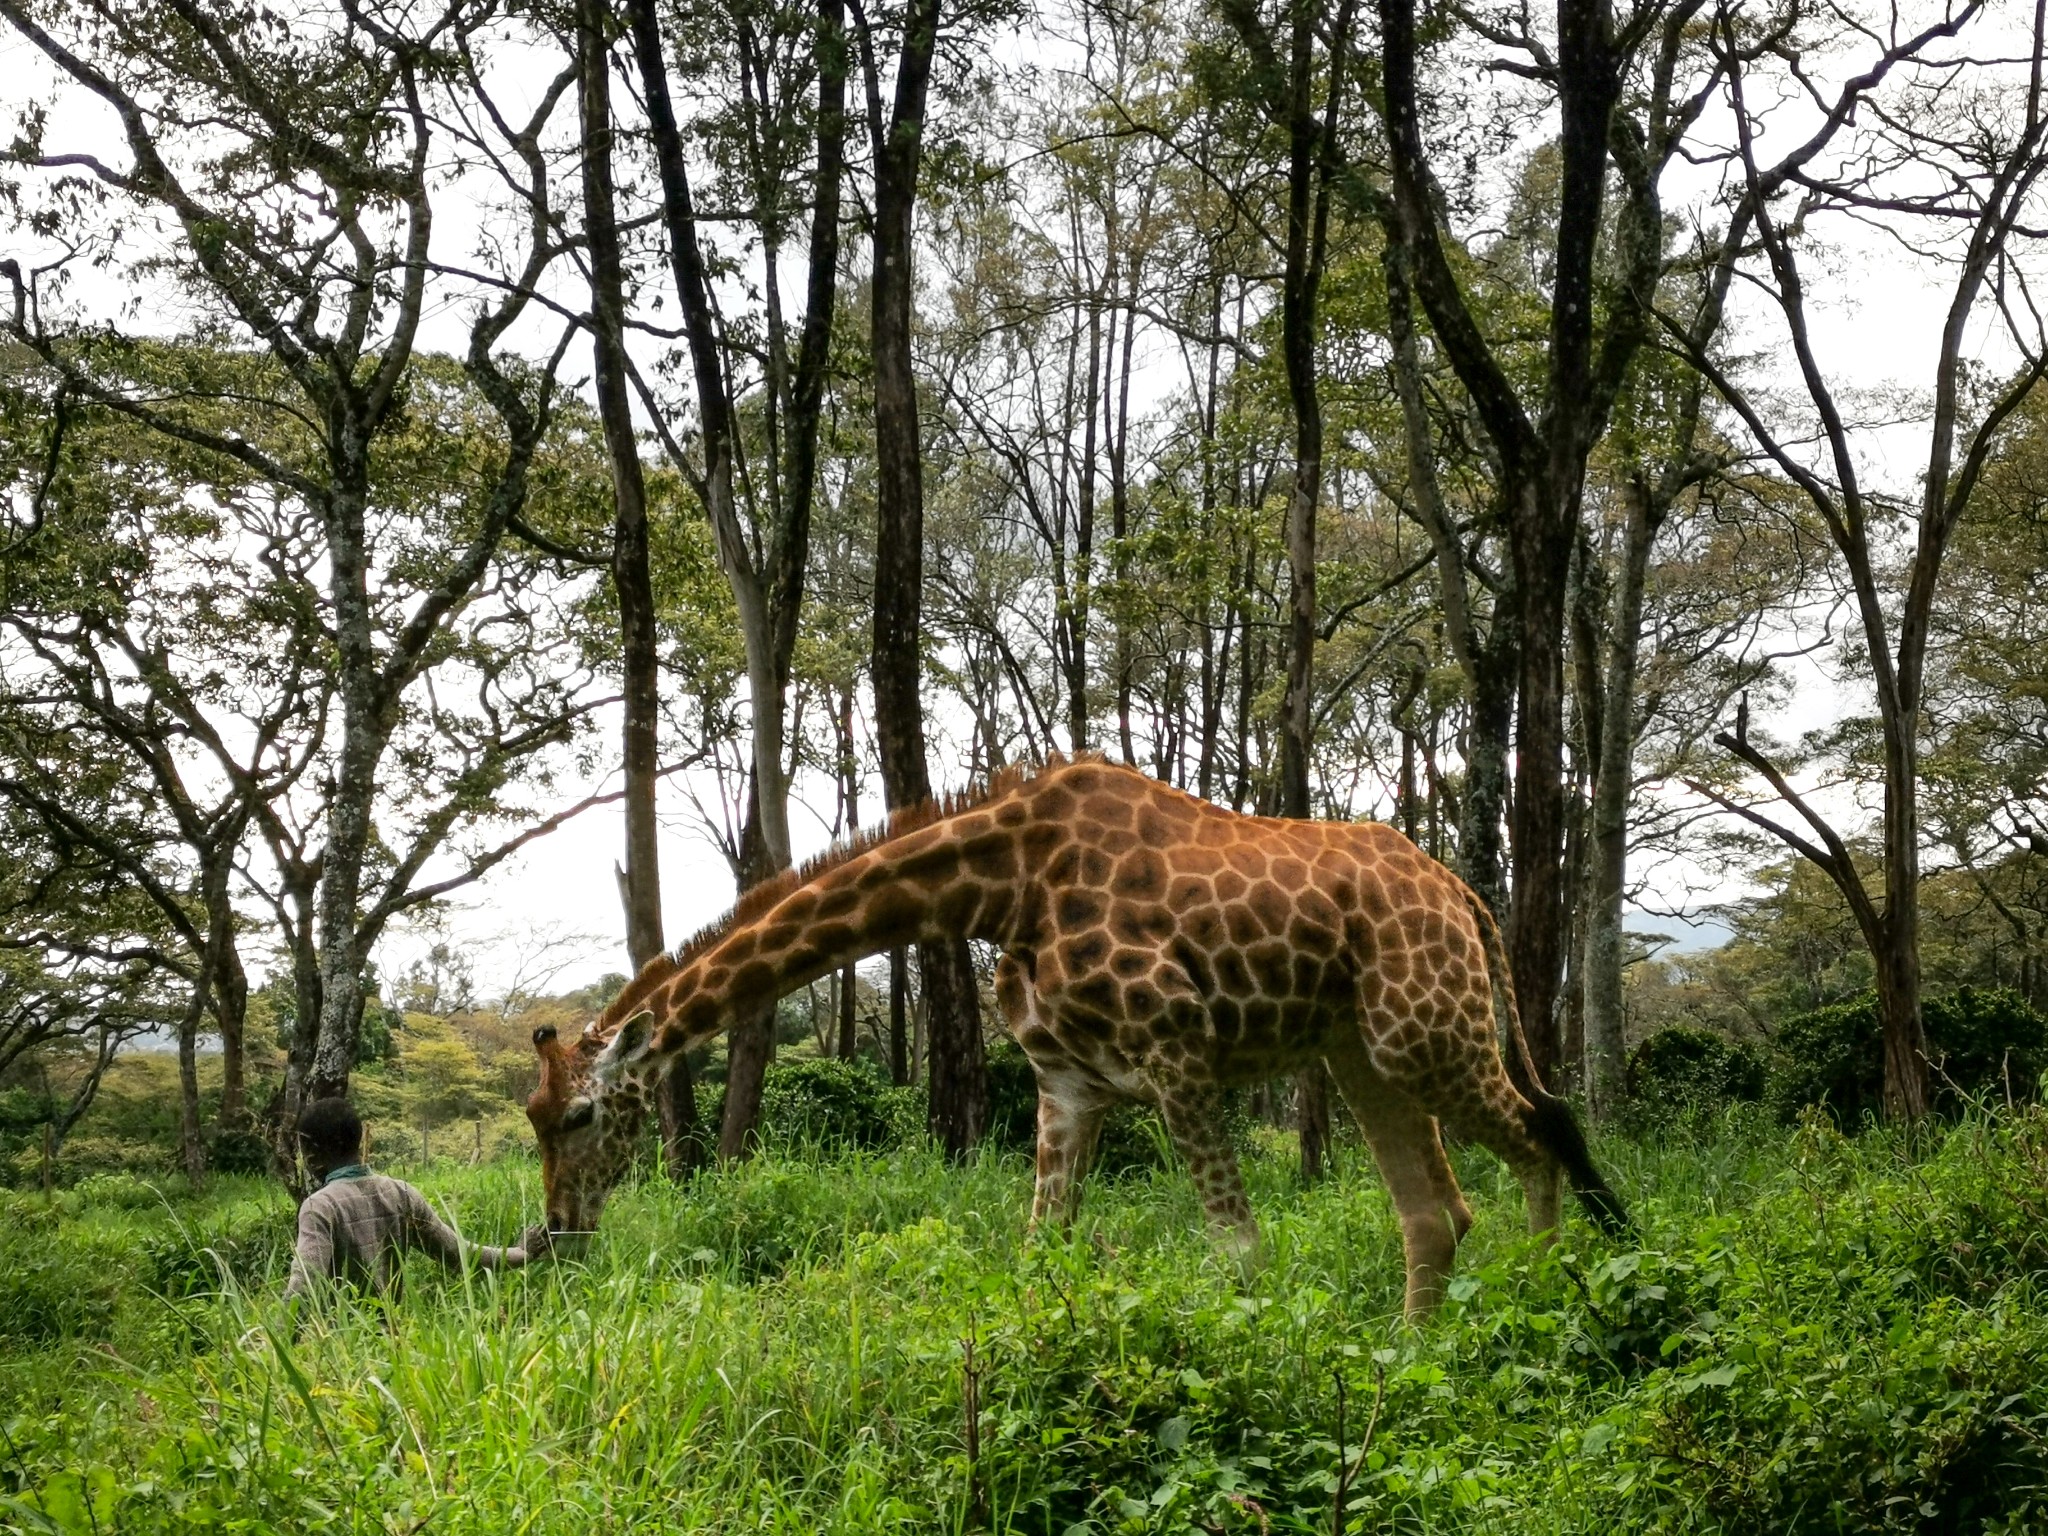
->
[560,1099,596,1132]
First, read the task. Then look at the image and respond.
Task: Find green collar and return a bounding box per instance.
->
[319,1163,372,1188]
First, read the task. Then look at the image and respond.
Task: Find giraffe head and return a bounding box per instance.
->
[525,1010,661,1237]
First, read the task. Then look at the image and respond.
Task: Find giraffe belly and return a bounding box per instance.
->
[1032,933,1350,1093]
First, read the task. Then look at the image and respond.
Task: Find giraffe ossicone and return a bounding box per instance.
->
[526,755,1629,1315]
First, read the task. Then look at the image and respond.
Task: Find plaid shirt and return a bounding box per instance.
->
[283,1169,526,1303]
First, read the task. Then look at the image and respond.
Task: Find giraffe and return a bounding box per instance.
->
[526,754,1629,1315]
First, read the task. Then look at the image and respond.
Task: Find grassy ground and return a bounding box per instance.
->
[3,1109,2047,1534]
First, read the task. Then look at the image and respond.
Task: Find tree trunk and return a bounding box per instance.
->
[581,0,664,977]
[1875,924,1930,1120]
[1504,492,1576,1085]
[1558,782,1589,1098]
[1398,673,1421,843]
[721,1010,775,1160]
[176,980,206,1183]
[202,848,248,1128]
[580,0,704,1181]
[1462,632,1517,919]
[838,964,858,1058]
[1269,0,1353,1160]
[269,875,323,1182]
[309,475,381,1103]
[835,684,862,1064]
[1880,776,1932,1118]
[1382,238,1513,913]
[629,0,845,1155]
[1108,229,1143,766]
[1072,260,1102,753]
[1583,488,1657,1117]
[1297,1065,1330,1183]
[865,0,985,1157]
[719,807,780,1161]
[889,947,910,1086]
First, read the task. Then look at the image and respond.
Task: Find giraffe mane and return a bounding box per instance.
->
[592,752,1103,1038]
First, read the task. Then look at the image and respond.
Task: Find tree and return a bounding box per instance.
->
[1679,0,2048,1119]
[1213,0,1359,1181]
[1370,0,1720,1074]
[0,793,165,1181]
[0,370,316,1169]
[622,0,849,1157]
[570,0,707,1178]
[0,1,586,1158]
[1918,388,2048,1004]
[856,0,987,1155]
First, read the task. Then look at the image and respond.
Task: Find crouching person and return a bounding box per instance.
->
[282,1097,548,1314]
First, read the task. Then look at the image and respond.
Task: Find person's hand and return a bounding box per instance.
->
[518,1222,554,1260]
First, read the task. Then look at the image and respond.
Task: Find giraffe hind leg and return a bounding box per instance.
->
[1435,1070,1564,1242]
[1325,1043,1473,1317]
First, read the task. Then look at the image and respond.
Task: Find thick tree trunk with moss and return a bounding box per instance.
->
[577,0,705,1178]
[863,0,986,1156]
[625,0,846,1156]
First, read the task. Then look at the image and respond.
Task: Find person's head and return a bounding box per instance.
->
[297,1097,363,1175]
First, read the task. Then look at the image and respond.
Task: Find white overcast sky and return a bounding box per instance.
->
[3,2,2033,1002]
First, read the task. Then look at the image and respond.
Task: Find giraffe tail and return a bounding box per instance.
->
[1459,885,1634,1240]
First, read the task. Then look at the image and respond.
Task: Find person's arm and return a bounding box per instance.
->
[402,1184,529,1272]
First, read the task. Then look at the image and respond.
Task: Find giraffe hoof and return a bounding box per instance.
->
[1210,1224,1262,1279]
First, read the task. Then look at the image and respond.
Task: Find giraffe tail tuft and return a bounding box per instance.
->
[1460,885,1634,1241]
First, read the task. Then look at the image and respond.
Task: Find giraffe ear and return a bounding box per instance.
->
[594,1009,657,1081]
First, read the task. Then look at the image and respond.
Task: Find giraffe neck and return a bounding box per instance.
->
[651,814,1024,1053]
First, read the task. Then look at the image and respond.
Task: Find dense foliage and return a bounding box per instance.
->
[1626,988,2048,1132]
[1767,988,2048,1125]
[1624,1027,1768,1117]
[3,1110,2047,1533]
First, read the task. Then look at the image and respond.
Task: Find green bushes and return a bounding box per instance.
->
[8,1109,2048,1532]
[1927,985,2048,1102]
[1625,1025,1768,1114]
[984,1037,1242,1175]
[137,1202,294,1300]
[1627,986,2048,1127]
[1770,985,2048,1123]
[695,1055,927,1155]
[757,1056,923,1151]
[0,1215,123,1346]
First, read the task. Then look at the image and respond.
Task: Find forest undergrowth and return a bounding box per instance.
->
[3,1107,2047,1535]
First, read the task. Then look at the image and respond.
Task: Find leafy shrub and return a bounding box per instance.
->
[138,1204,293,1300]
[982,1036,1042,1150]
[0,1226,126,1345]
[69,1170,165,1210]
[206,1123,275,1177]
[1769,995,1884,1123]
[1925,985,2048,1104]
[756,1057,909,1152]
[1770,986,2048,1123]
[1624,1026,1768,1118]
[30,1132,172,1185]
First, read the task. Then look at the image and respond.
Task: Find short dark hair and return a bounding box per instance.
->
[297,1098,363,1163]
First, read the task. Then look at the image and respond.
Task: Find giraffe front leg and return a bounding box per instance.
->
[997,956,1111,1232]
[1031,1082,1107,1228]
[1155,1084,1259,1266]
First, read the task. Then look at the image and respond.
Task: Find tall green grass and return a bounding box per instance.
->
[3,1109,2047,1533]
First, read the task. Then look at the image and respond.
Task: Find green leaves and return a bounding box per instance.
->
[10,1110,2048,1530]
